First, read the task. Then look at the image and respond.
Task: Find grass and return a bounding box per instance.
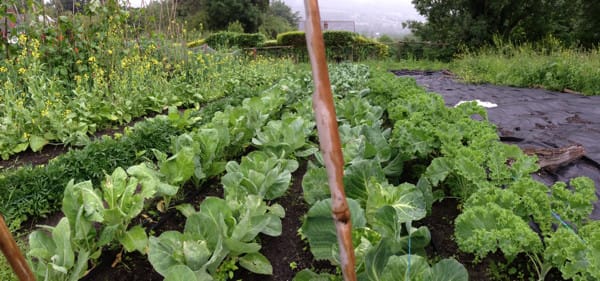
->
[451,39,600,96]
[365,58,449,72]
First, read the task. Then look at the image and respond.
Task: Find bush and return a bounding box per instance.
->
[261,40,279,47]
[274,31,388,60]
[235,33,267,48]
[205,32,238,49]
[205,32,266,49]
[277,31,307,47]
[323,31,356,47]
[187,39,206,48]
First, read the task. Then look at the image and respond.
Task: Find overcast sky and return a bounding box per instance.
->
[125,0,421,18]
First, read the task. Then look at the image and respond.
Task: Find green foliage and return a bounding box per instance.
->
[277,31,306,47]
[455,176,597,279]
[187,39,206,48]
[205,31,265,49]
[252,115,317,158]
[27,164,161,280]
[323,31,356,47]
[227,20,245,33]
[380,255,468,281]
[203,0,268,33]
[301,198,366,261]
[452,40,600,95]
[545,222,600,280]
[0,57,299,230]
[406,0,597,59]
[275,31,389,61]
[221,151,299,200]
[268,0,300,27]
[149,195,283,279]
[455,204,543,260]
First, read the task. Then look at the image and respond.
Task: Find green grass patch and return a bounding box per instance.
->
[451,40,600,95]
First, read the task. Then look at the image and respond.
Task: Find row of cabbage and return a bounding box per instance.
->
[25,66,316,280]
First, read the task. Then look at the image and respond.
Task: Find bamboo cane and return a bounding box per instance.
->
[0,215,35,281]
[303,1,357,280]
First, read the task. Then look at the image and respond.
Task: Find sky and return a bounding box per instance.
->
[125,0,421,18]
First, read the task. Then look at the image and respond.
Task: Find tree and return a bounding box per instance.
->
[405,0,584,56]
[259,0,299,38]
[576,0,600,47]
[203,0,268,33]
[269,0,300,27]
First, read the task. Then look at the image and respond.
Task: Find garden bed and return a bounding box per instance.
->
[393,69,600,219]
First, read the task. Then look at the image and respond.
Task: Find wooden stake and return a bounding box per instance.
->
[0,215,35,281]
[303,1,357,280]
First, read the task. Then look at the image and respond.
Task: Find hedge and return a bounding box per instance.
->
[204,32,267,49]
[273,30,389,61]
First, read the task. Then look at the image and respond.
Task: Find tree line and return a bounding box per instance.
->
[406,0,600,54]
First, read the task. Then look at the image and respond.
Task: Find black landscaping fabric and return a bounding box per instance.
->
[393,70,600,220]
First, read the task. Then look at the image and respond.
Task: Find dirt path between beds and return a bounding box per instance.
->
[393,70,600,220]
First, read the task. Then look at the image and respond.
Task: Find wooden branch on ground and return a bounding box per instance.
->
[523,144,585,170]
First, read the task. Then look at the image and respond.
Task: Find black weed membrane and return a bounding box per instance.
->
[394,70,600,220]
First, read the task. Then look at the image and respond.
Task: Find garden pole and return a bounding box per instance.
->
[303,1,357,280]
[0,215,35,281]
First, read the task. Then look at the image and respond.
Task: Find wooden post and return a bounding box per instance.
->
[0,215,35,281]
[303,1,357,281]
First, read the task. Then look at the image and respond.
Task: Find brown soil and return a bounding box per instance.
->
[80,161,334,281]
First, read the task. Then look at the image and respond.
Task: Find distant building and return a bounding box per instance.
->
[298,20,356,32]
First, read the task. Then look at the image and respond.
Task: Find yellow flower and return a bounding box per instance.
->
[18,68,26,74]
[76,60,82,65]
[18,33,27,44]
[88,56,96,63]
[0,66,7,73]
[108,50,113,55]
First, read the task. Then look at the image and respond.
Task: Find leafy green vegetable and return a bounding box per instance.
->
[545,221,600,281]
[301,198,366,261]
[222,151,299,200]
[455,203,543,261]
[381,255,467,281]
[252,115,317,158]
[149,194,284,279]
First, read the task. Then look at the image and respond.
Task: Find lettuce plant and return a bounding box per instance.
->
[252,115,317,158]
[28,164,159,280]
[221,151,299,200]
[148,195,284,280]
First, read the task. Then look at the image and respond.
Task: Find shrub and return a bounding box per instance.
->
[187,39,206,48]
[205,32,238,49]
[235,33,267,48]
[277,31,307,47]
[323,31,356,47]
[261,40,279,47]
[205,32,266,49]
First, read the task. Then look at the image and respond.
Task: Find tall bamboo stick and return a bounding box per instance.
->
[0,215,35,281]
[303,1,357,280]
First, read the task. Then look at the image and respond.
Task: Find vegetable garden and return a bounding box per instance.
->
[1,1,599,281]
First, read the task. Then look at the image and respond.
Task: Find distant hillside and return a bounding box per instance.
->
[283,0,424,37]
